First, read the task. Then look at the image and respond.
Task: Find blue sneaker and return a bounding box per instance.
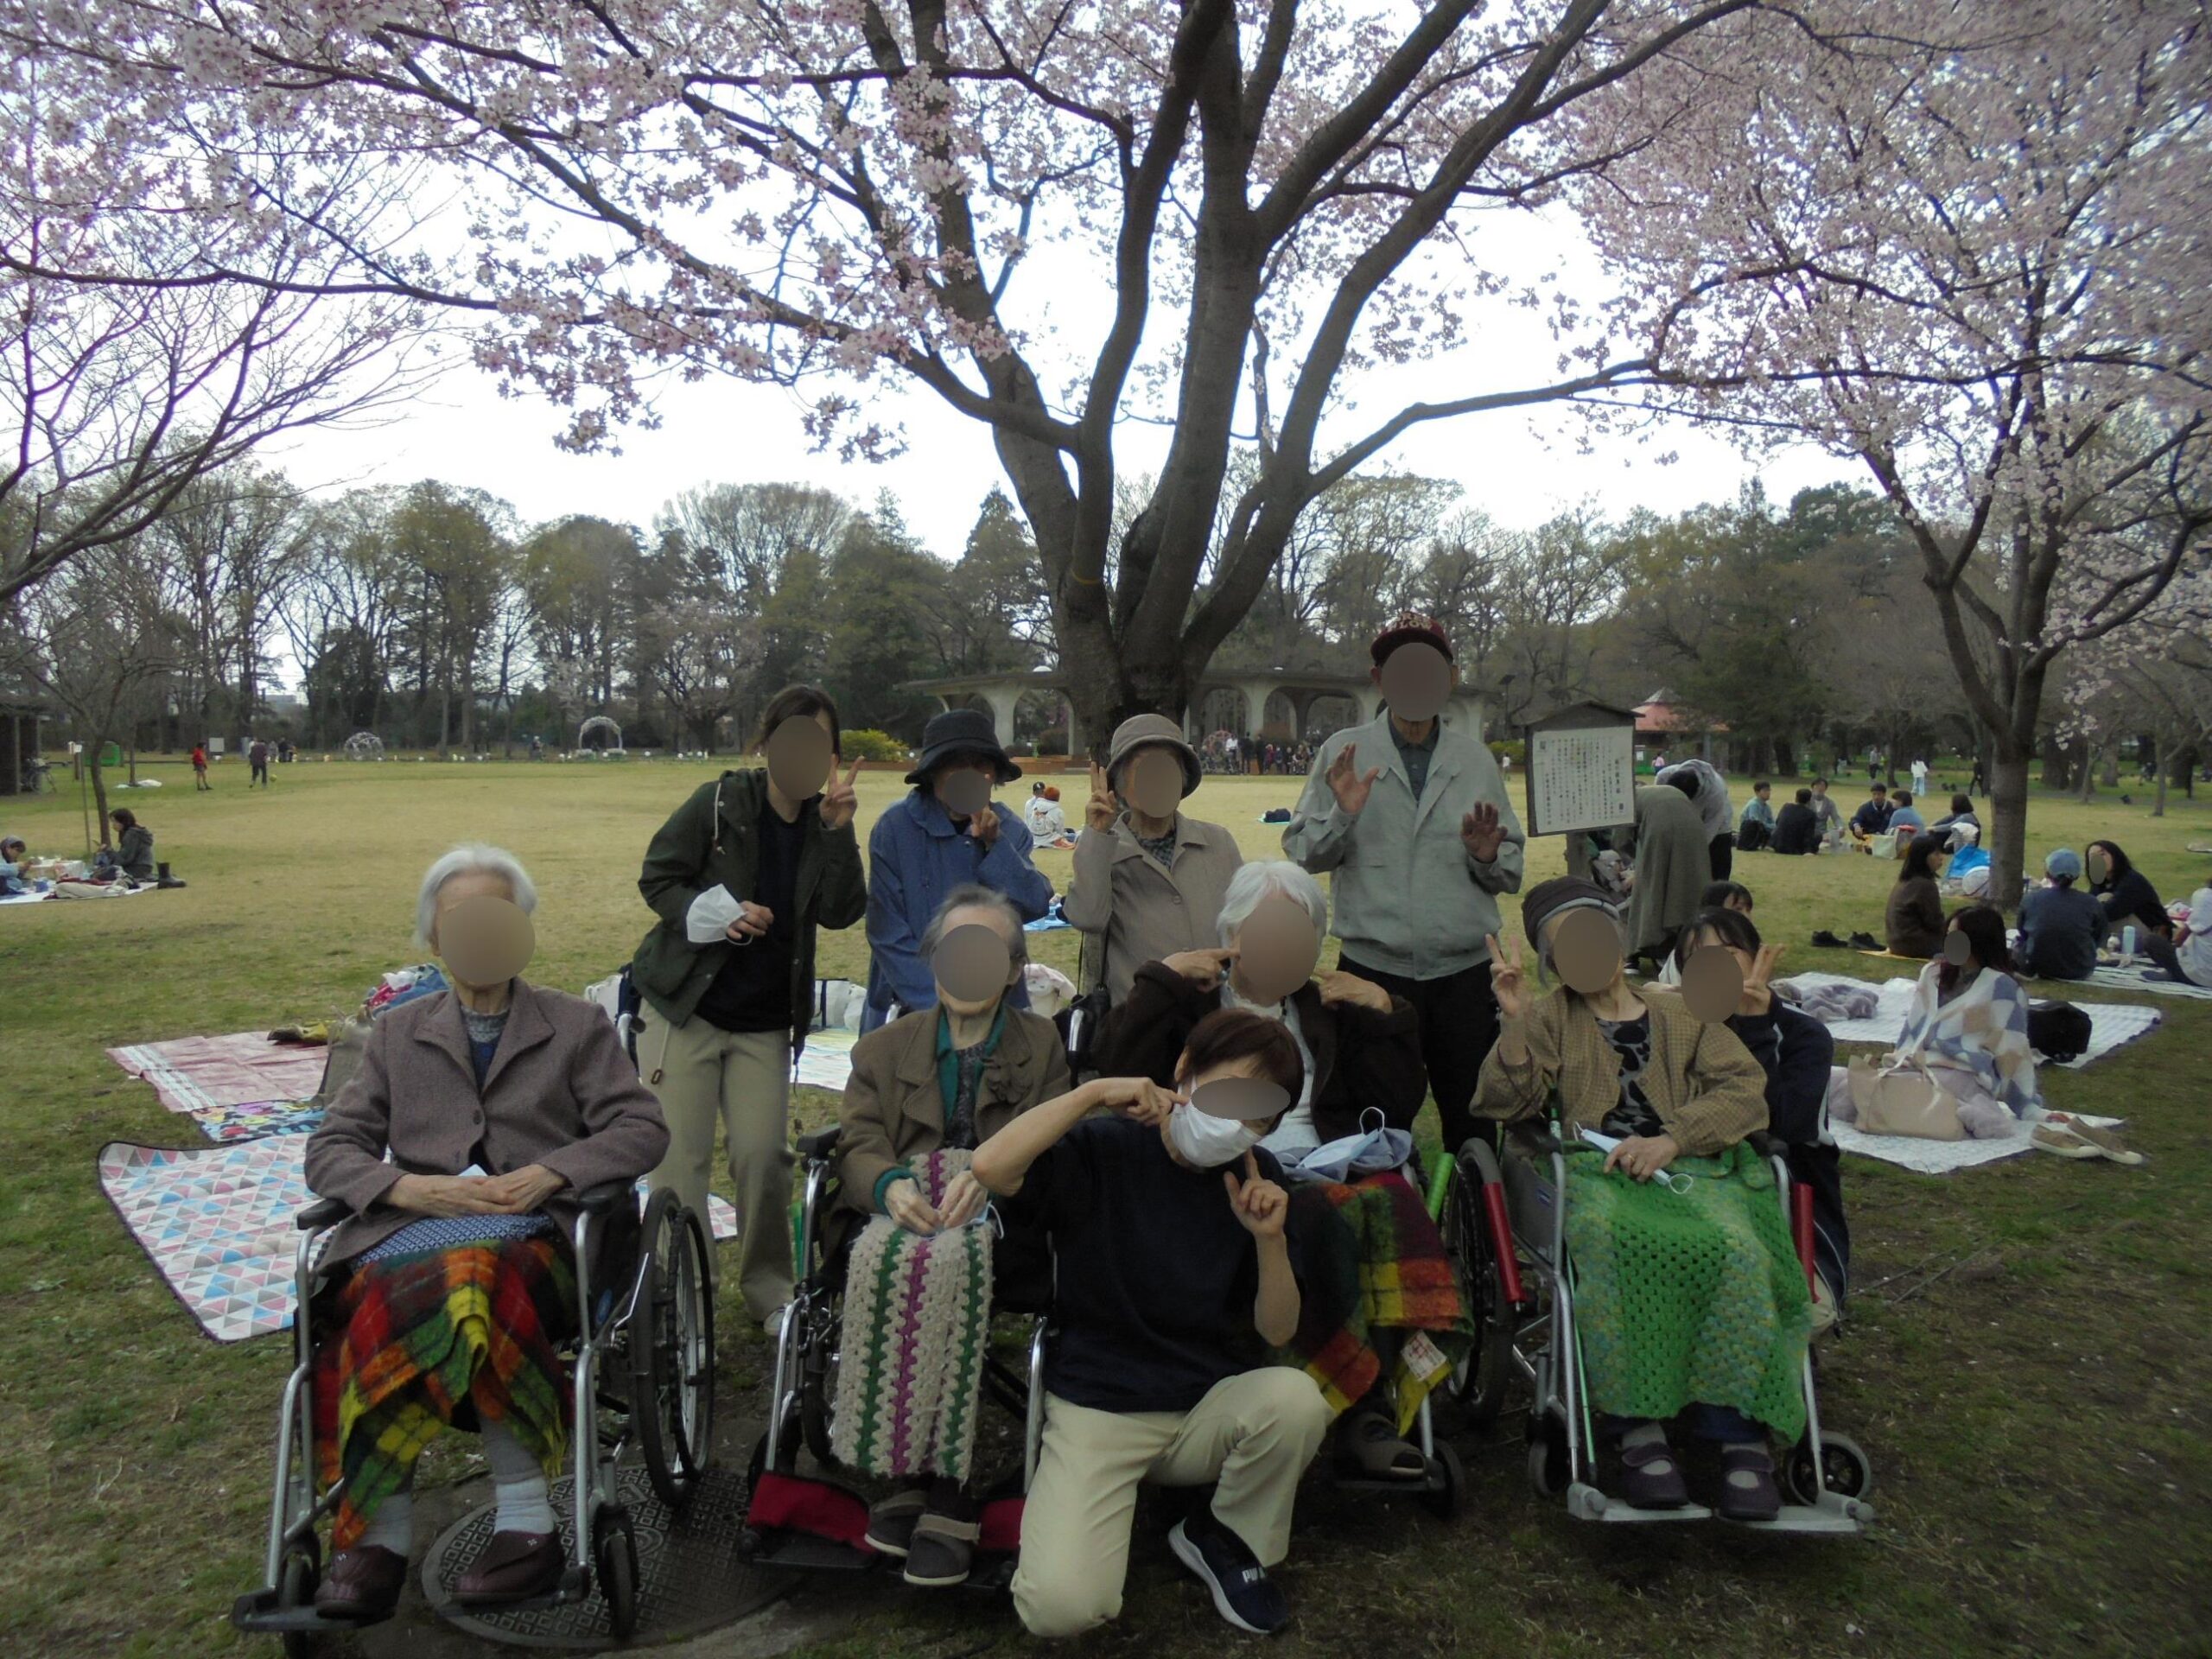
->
[1167,1517,1289,1635]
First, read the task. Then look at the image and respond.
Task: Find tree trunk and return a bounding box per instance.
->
[90,755,111,855]
[2078,743,2100,804]
[2099,746,2120,788]
[2153,760,2169,818]
[1987,750,2031,910]
[2040,731,2074,794]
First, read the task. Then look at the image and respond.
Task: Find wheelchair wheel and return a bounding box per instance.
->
[277,1538,321,1658]
[1527,1418,1570,1498]
[1421,1441,1465,1520]
[1440,1142,1515,1426]
[633,1189,716,1510]
[1785,1431,1874,1505]
[596,1506,639,1639]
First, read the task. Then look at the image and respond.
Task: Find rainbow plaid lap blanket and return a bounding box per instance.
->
[312,1234,574,1549]
[1287,1172,1471,1433]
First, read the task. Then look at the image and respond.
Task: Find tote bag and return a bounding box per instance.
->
[1847,1055,1966,1141]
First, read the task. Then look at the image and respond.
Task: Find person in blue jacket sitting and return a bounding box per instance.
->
[865,709,1053,1031]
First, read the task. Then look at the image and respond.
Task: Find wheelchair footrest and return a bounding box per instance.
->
[739,1529,880,1573]
[1566,1482,1713,1523]
[1725,1494,1874,1534]
[232,1587,392,1635]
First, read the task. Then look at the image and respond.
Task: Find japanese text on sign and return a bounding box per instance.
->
[1527,725,1635,835]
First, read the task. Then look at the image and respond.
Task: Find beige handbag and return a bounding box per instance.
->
[1847,1055,1966,1141]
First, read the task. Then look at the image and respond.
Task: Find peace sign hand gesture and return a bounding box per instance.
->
[819,758,863,831]
[1224,1151,1288,1241]
[1489,932,1531,1021]
[1326,745,1382,817]
[1739,943,1783,1015]
[1085,761,1119,834]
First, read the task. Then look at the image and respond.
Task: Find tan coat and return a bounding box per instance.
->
[306,982,671,1265]
[1472,985,1767,1156]
[836,1005,1071,1214]
[1061,813,1243,1002]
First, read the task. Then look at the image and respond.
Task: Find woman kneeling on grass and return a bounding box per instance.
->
[827,885,1070,1589]
[304,845,670,1618]
[1475,877,1811,1520]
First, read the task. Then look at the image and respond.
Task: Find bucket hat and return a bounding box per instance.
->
[904,708,1023,785]
[1105,713,1202,797]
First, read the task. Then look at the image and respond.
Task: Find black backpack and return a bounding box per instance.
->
[2027,1000,2092,1064]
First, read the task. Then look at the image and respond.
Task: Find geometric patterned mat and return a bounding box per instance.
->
[422,1464,779,1649]
[97,1136,742,1344]
[107,1030,330,1114]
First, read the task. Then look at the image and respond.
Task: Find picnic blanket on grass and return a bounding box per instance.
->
[108,1031,329,1114]
[99,1137,740,1343]
[794,1027,857,1091]
[2075,963,2212,1001]
[1833,1110,2126,1175]
[1780,972,2161,1068]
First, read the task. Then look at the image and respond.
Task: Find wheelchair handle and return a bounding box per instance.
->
[795,1125,844,1164]
[1745,1130,1784,1160]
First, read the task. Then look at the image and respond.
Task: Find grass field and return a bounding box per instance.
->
[2,754,2208,1657]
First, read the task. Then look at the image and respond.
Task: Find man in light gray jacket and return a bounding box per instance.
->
[1282,613,1524,1154]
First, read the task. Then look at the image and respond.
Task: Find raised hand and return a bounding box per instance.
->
[1314,969,1390,1012]
[819,758,863,831]
[1488,931,1530,1020]
[1325,745,1382,816]
[1161,946,1238,990]
[1461,801,1506,862]
[969,804,1002,847]
[1223,1151,1289,1240]
[1740,943,1783,1015]
[1085,761,1118,834]
[1091,1076,1181,1125]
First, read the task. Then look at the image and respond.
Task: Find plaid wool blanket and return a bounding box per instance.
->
[1287,1171,1471,1433]
[312,1235,574,1549]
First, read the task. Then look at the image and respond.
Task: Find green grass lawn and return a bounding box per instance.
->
[2,756,2207,1656]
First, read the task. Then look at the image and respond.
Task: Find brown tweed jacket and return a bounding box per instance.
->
[1472,984,1767,1156]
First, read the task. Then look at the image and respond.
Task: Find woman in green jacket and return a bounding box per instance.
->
[630,685,868,1325]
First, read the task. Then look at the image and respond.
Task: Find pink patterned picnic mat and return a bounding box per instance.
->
[108,1032,330,1114]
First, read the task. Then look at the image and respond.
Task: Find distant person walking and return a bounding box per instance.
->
[248,738,271,788]
[191,744,211,791]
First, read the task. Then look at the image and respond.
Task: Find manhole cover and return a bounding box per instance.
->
[421,1465,779,1649]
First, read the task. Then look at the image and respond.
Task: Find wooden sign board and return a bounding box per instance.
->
[1523,704,1637,836]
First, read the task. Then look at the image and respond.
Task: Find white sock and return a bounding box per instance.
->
[359,1489,414,1555]
[481,1415,557,1535]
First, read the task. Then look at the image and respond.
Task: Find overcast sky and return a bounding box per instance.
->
[264,204,1862,557]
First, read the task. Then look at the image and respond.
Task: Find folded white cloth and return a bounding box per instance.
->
[687,885,747,944]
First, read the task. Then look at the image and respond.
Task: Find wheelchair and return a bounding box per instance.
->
[232,1180,718,1651]
[745,1123,1047,1584]
[1437,1124,1876,1532]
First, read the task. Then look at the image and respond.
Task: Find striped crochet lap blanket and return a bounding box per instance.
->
[107,1030,328,1115]
[1287,1171,1471,1433]
[1782,972,2163,1068]
[1563,1143,1812,1442]
[830,1150,993,1484]
[312,1234,575,1550]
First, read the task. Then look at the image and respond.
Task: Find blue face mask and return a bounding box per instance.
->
[1286,1109,1413,1184]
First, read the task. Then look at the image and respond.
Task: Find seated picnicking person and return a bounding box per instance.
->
[1475,878,1812,1520]
[1884,833,1949,958]
[2018,848,2104,982]
[1653,880,1754,983]
[1737,781,1776,852]
[973,1007,1332,1637]
[829,885,1071,1588]
[1091,860,1467,1487]
[1770,787,1822,856]
[1847,783,1895,847]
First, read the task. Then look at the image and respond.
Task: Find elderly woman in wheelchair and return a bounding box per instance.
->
[291,846,671,1620]
[807,884,1072,1588]
[1475,876,1813,1522]
[1092,860,1468,1500]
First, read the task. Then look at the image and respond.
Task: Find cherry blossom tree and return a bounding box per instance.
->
[1576,0,2212,903]
[16,0,1793,740]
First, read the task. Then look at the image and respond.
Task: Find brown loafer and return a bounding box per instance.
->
[450,1529,565,1605]
[314,1544,408,1619]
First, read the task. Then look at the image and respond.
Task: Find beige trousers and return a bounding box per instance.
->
[1011,1367,1330,1637]
[641,1013,792,1322]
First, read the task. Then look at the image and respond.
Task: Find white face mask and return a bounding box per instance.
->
[1166,1102,1263,1169]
